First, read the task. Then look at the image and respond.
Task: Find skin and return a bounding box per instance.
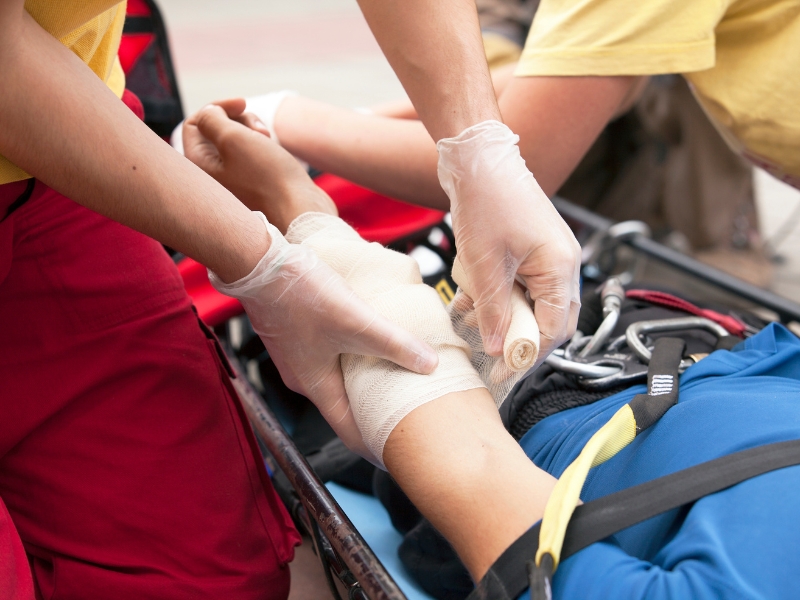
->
[0,1,265,283]
[274,75,641,207]
[183,104,557,579]
[356,0,502,140]
[266,74,637,367]
[349,1,585,363]
[383,390,556,579]
[0,3,439,443]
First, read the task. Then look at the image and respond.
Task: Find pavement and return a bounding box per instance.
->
[154,0,800,594]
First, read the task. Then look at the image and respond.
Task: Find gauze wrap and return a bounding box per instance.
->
[286,213,486,465]
[449,256,540,406]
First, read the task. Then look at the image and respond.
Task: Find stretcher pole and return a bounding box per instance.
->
[225,348,408,600]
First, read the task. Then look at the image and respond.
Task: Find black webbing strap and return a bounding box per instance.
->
[527,337,686,600]
[467,438,800,600]
[629,337,684,433]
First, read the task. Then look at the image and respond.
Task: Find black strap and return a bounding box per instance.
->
[121,16,154,35]
[2,178,35,222]
[629,337,684,433]
[468,438,800,600]
[527,337,686,600]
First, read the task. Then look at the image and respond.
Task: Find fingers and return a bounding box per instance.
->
[475,292,513,357]
[194,104,245,150]
[235,112,272,138]
[531,283,581,360]
[352,310,439,375]
[468,259,515,356]
[300,362,380,465]
[214,97,246,118]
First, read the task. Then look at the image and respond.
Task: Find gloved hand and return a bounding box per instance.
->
[437,120,581,363]
[209,212,439,461]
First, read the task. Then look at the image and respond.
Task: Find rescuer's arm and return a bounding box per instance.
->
[355,0,501,140]
[274,76,638,368]
[181,108,556,580]
[0,2,438,458]
[0,2,265,282]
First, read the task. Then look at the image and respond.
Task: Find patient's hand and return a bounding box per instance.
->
[183,99,336,233]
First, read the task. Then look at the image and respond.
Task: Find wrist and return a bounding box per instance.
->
[216,211,272,284]
[244,90,297,146]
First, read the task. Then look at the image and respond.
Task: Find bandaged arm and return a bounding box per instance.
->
[285,212,556,578]
[285,213,487,463]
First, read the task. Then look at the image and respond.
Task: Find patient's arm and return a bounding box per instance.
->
[183,107,555,579]
[384,389,556,579]
[273,75,637,205]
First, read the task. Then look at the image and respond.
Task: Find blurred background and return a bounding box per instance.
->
[158,0,799,299]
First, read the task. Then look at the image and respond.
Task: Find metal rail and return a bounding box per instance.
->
[552,197,800,324]
[225,350,407,600]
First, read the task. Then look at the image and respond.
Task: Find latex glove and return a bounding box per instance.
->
[437,120,581,363]
[209,213,439,461]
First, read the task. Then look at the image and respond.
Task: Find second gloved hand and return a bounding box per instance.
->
[209,213,439,461]
[437,120,582,364]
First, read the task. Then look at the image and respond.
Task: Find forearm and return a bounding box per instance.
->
[276,74,637,210]
[383,389,556,580]
[0,7,265,282]
[276,97,448,209]
[356,0,500,140]
[371,63,517,120]
[501,75,640,195]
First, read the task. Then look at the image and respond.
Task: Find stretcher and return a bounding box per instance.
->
[121,6,800,598]
[206,180,800,600]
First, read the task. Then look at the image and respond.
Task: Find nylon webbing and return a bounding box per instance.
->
[466,439,800,600]
[530,338,685,598]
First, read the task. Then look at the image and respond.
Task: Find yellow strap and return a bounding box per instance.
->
[536,403,637,569]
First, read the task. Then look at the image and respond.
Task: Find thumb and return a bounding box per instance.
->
[473,276,513,357]
[194,105,241,152]
[353,311,439,375]
[458,254,514,357]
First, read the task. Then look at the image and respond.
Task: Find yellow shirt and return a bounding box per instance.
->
[515,0,800,188]
[0,1,127,185]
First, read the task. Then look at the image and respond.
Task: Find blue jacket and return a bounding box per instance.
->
[519,324,800,599]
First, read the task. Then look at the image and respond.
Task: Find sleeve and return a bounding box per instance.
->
[515,0,728,77]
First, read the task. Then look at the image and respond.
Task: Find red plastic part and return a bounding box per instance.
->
[118,33,154,73]
[626,289,747,337]
[126,0,152,17]
[315,174,445,245]
[179,175,446,326]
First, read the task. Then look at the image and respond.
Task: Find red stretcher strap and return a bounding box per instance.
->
[626,289,747,337]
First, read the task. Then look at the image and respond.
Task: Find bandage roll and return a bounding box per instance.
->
[286,213,485,466]
[451,257,540,371]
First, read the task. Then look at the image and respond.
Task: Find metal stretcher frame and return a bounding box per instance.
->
[553,197,800,324]
[226,350,408,600]
[228,197,800,600]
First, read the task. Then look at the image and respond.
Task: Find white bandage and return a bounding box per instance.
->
[286,213,486,465]
[449,256,540,406]
[244,90,297,146]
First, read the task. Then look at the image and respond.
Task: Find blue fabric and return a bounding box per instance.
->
[517,324,800,600]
